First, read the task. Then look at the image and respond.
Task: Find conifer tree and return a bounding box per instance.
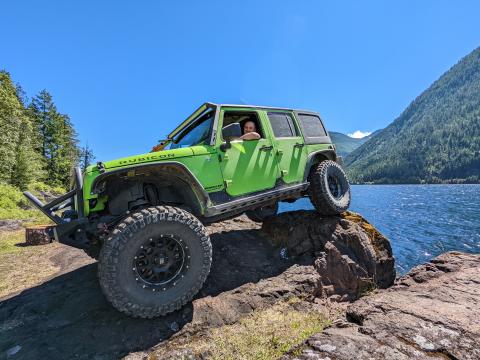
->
[0,71,43,188]
[29,90,80,187]
[0,71,22,184]
[11,116,43,190]
[80,143,96,171]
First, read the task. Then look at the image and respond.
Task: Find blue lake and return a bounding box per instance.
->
[279,184,480,274]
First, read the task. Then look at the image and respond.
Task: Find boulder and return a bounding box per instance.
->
[125,212,394,359]
[0,219,25,232]
[262,211,396,301]
[283,252,480,360]
[0,212,396,359]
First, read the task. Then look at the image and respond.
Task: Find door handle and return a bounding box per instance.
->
[260,145,273,151]
[294,143,305,148]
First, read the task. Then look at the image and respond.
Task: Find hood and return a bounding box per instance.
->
[99,147,195,171]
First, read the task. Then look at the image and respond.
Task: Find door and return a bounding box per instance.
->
[218,109,280,197]
[264,111,308,184]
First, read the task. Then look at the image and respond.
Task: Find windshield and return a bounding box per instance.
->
[169,111,214,149]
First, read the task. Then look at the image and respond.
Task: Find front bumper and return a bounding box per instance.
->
[24,167,84,224]
[23,167,88,245]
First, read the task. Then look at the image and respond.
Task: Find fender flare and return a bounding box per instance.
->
[303,149,337,182]
[91,161,211,214]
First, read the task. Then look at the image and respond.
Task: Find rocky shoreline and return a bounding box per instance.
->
[1,212,478,359]
[283,251,480,360]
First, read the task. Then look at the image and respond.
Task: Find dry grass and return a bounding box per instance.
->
[153,299,331,360]
[0,230,60,298]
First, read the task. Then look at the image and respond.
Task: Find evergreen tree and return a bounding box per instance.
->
[11,116,43,190]
[29,90,54,160]
[0,71,21,184]
[0,72,86,191]
[0,71,43,188]
[50,113,80,186]
[79,143,96,171]
[29,90,80,187]
[14,83,28,107]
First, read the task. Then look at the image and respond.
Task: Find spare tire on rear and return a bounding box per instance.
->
[308,160,351,215]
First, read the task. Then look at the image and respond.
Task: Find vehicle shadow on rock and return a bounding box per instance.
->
[0,226,296,360]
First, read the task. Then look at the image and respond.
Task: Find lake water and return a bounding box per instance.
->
[279,185,480,274]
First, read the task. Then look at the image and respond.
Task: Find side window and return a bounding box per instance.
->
[267,112,298,138]
[222,111,264,139]
[297,114,327,138]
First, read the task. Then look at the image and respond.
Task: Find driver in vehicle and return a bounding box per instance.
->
[240,120,261,140]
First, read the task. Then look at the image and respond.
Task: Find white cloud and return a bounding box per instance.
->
[348,130,372,139]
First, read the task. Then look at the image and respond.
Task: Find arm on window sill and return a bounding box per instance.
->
[239,132,261,140]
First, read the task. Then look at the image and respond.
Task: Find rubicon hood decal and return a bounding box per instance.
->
[118,152,175,165]
[104,148,194,169]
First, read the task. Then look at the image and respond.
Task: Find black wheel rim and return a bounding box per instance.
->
[133,234,189,290]
[327,174,343,199]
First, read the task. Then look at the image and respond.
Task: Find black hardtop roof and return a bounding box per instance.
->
[205,102,317,114]
[168,102,320,139]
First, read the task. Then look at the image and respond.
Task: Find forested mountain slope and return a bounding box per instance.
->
[0,71,90,190]
[345,47,480,184]
[330,131,380,157]
[330,132,366,157]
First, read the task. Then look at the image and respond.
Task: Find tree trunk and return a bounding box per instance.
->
[25,225,55,245]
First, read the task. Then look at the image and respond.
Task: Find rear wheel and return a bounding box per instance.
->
[245,202,279,222]
[308,160,351,215]
[98,206,212,318]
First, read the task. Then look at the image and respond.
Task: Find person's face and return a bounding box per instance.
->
[244,121,256,133]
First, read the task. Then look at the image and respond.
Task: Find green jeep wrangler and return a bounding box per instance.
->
[24,103,351,318]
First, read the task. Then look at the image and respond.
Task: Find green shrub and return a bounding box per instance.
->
[0,183,63,221]
[29,181,66,195]
[0,184,24,210]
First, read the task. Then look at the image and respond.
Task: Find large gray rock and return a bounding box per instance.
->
[128,212,395,359]
[262,211,396,301]
[0,212,397,360]
[283,252,480,360]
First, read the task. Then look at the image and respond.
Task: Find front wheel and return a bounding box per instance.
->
[308,160,351,215]
[98,206,212,318]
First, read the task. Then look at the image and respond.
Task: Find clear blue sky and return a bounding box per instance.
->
[2,1,479,161]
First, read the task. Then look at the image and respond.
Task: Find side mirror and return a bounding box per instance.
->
[222,123,242,139]
[220,123,242,152]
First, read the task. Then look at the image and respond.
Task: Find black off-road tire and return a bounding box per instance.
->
[83,243,101,260]
[308,160,351,215]
[98,206,212,318]
[245,202,279,222]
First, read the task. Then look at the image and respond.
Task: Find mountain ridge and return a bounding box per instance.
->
[330,131,380,158]
[329,132,366,158]
[345,47,480,184]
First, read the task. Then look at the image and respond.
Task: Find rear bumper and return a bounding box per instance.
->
[23,167,88,245]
